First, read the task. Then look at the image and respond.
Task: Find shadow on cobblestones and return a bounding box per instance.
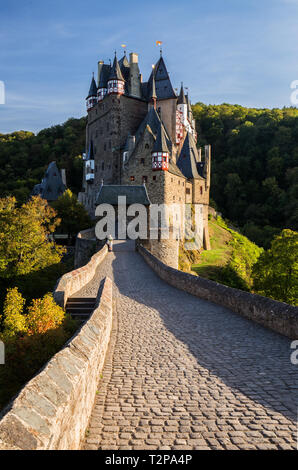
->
[80,241,297,450]
[111,252,297,424]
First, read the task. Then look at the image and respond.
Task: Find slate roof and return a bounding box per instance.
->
[147,56,176,100]
[98,64,111,88]
[134,107,172,153]
[127,106,185,179]
[109,55,125,81]
[178,84,187,105]
[152,121,169,153]
[96,185,151,206]
[32,161,66,201]
[87,75,97,98]
[176,133,205,180]
[118,54,130,94]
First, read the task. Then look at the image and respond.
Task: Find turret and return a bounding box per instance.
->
[86,73,98,111]
[148,74,157,111]
[152,122,169,171]
[177,83,188,127]
[107,54,125,95]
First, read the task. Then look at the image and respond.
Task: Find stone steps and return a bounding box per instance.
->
[66,297,96,323]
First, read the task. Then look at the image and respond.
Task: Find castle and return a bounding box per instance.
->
[78,50,211,268]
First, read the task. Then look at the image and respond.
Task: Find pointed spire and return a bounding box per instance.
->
[151,74,157,100]
[178,83,187,105]
[149,74,157,109]
[109,54,125,81]
[153,121,169,154]
[148,56,176,100]
[87,74,97,98]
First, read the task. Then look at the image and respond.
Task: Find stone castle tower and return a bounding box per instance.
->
[78,50,211,268]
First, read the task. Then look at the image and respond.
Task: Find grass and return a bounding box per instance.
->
[192,219,232,278]
[182,216,262,291]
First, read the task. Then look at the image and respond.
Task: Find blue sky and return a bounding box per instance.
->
[1,0,298,134]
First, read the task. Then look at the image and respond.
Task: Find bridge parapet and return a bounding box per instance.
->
[138,244,298,339]
[54,244,108,308]
[0,276,113,450]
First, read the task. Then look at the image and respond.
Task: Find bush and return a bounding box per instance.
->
[1,288,27,338]
[0,288,78,409]
[26,293,65,335]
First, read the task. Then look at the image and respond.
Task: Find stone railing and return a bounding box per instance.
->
[0,277,113,450]
[74,227,98,269]
[54,244,108,308]
[138,245,298,339]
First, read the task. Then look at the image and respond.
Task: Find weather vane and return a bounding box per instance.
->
[156,40,163,56]
[121,44,127,55]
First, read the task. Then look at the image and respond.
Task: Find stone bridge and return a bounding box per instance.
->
[79,241,297,450]
[0,240,296,450]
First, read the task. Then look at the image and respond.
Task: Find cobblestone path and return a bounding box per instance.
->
[80,241,297,450]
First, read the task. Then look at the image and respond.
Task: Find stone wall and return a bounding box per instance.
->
[137,244,298,339]
[54,244,108,308]
[74,227,98,269]
[0,277,113,450]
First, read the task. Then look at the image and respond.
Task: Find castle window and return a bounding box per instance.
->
[102,162,105,170]
[141,158,145,164]
[178,180,180,185]
[173,196,175,201]
[186,188,191,195]
[153,176,156,181]
[200,186,203,195]
[130,176,135,181]
[142,176,147,183]
[145,144,149,149]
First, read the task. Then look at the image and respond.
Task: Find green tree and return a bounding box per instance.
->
[252,229,298,305]
[52,189,92,243]
[0,196,65,279]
